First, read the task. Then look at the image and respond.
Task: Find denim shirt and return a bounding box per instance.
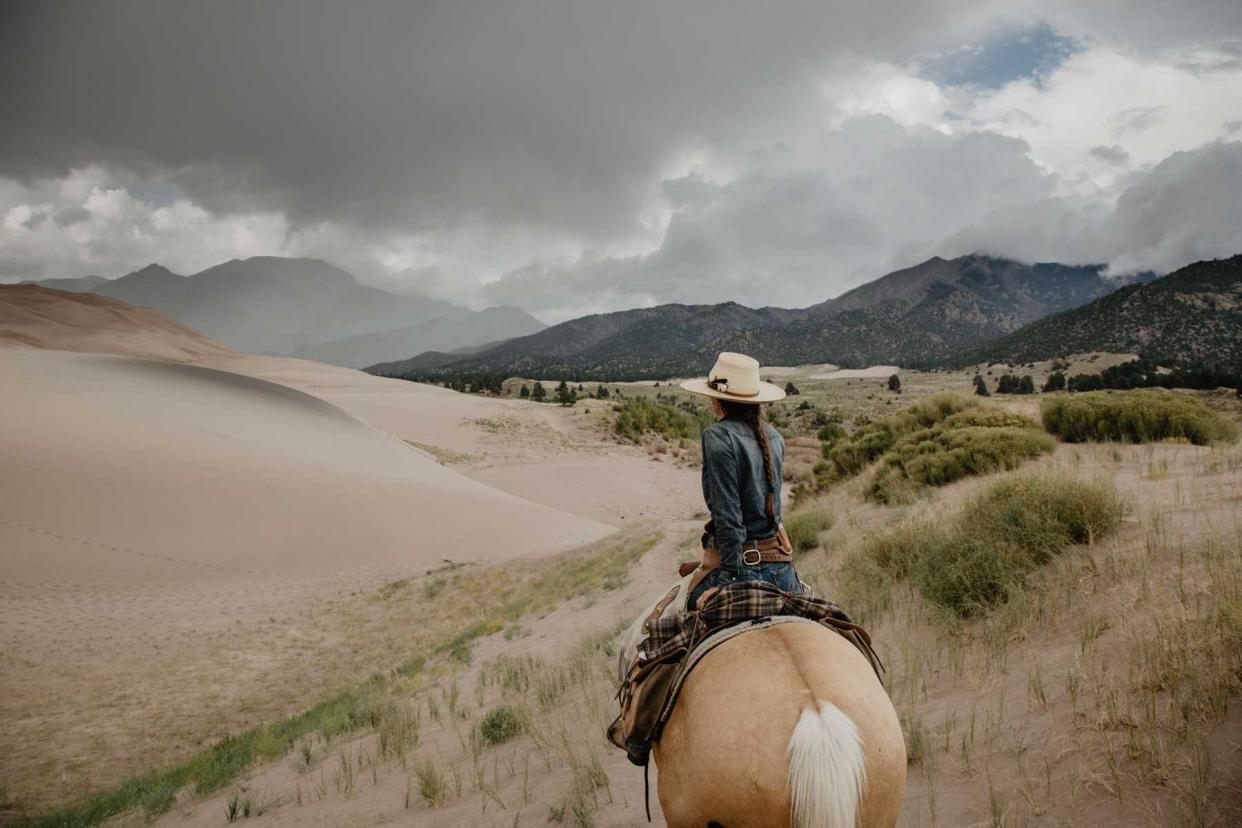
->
[701,418,784,568]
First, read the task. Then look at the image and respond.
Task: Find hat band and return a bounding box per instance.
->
[707,376,759,397]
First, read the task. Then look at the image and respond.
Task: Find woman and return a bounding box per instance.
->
[680,352,800,609]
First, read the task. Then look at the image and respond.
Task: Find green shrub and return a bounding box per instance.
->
[1041,390,1237,445]
[864,408,1055,503]
[963,473,1124,554]
[479,706,524,745]
[784,507,834,552]
[849,472,1124,616]
[613,396,713,441]
[820,394,976,481]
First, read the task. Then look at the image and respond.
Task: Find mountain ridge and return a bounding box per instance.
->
[371,254,1131,380]
[286,305,546,368]
[945,255,1242,369]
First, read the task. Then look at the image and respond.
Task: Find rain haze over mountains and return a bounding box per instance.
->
[2,0,1241,329]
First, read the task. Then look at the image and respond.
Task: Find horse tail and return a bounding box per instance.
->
[786,701,866,828]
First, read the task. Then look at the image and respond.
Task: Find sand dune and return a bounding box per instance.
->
[810,364,901,380]
[0,348,612,592]
[0,284,234,360]
[0,289,698,811]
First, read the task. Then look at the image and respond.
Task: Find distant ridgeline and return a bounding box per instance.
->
[946,255,1242,372]
[366,254,1138,383]
[366,254,1240,386]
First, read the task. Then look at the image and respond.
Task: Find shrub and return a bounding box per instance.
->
[783,507,834,552]
[479,706,524,745]
[863,408,1055,502]
[869,426,1055,503]
[1041,390,1237,445]
[613,396,713,441]
[974,375,990,396]
[850,472,1124,616]
[819,394,976,482]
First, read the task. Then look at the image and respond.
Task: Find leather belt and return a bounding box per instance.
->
[701,535,793,568]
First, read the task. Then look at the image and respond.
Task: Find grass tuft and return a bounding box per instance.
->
[784,506,834,552]
[479,706,524,745]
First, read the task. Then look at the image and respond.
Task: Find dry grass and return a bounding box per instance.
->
[797,437,1242,826]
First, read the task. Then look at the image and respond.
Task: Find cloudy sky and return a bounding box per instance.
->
[2,1,1240,321]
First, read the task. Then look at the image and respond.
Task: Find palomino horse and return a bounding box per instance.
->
[653,620,906,827]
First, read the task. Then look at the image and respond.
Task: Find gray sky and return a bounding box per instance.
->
[2,1,1240,320]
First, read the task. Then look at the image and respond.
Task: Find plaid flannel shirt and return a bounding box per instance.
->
[640,579,856,665]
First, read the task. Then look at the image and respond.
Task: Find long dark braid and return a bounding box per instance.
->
[719,398,778,528]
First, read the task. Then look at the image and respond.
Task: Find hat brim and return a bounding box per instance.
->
[679,377,786,403]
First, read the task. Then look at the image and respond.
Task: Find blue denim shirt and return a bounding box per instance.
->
[701,418,784,568]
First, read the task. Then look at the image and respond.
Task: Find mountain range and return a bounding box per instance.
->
[371,254,1142,381]
[950,255,1242,369]
[713,255,1134,368]
[29,257,545,363]
[286,305,545,368]
[367,301,805,380]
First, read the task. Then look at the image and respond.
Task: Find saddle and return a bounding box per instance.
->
[607,579,883,768]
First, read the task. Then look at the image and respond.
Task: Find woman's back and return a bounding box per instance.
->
[701,418,784,544]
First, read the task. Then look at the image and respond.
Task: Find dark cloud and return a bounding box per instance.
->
[53,206,91,227]
[0,0,987,241]
[483,116,1053,317]
[1,1,1239,305]
[1089,144,1131,165]
[940,140,1242,275]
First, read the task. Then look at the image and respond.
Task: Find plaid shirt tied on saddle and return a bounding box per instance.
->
[608,579,884,768]
[639,579,884,675]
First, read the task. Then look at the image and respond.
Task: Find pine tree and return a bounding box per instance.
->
[519,384,530,398]
[555,380,577,406]
[1042,372,1066,392]
[1018,375,1035,394]
[974,375,990,397]
[531,382,546,401]
[887,374,901,393]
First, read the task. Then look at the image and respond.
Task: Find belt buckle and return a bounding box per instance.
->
[742,548,762,566]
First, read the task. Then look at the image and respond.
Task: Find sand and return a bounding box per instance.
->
[809,364,901,380]
[0,287,707,810]
[0,346,628,803]
[0,284,234,361]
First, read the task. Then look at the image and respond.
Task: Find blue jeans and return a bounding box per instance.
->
[687,561,801,610]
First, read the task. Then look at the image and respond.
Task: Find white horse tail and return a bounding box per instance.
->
[786,701,866,828]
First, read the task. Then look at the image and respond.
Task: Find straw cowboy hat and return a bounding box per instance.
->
[680,352,786,403]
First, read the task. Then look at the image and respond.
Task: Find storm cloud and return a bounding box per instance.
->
[1,1,1240,315]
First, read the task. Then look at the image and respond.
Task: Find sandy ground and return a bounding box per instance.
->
[8,287,1239,826]
[0,290,701,810]
[0,284,234,361]
[810,364,901,380]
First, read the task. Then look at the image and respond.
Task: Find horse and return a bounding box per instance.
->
[652,619,906,827]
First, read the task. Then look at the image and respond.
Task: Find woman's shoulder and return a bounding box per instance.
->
[702,419,736,442]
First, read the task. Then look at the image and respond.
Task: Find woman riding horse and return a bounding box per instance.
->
[680,352,800,607]
[652,352,906,828]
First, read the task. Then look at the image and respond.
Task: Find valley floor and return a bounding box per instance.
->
[4,353,1241,827]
